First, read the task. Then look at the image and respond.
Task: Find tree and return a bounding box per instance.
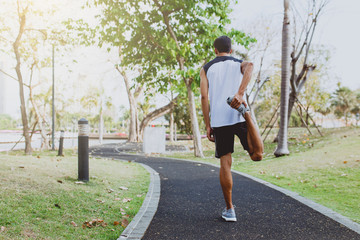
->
[274,0,291,157]
[86,0,254,157]
[1,0,69,154]
[286,0,330,124]
[331,84,357,126]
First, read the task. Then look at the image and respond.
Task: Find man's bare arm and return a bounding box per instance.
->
[230,61,254,109]
[200,67,214,142]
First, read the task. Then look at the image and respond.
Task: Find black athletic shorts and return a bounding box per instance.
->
[212,122,250,158]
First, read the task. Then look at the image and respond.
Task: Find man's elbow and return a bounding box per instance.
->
[201,95,208,101]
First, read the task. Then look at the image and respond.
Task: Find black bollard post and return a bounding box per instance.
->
[78,118,89,182]
[57,130,64,156]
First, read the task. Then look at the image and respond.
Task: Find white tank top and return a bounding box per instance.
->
[203,56,246,128]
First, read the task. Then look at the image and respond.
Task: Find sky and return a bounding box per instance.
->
[1,0,360,118]
[233,0,360,90]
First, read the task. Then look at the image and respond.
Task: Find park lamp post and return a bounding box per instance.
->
[78,118,89,182]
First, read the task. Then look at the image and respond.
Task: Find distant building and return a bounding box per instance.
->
[0,63,5,114]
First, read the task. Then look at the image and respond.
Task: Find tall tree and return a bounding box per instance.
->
[85,0,254,157]
[1,0,69,154]
[331,84,357,126]
[274,0,291,157]
[286,0,329,124]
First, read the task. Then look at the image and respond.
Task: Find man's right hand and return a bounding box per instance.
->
[207,127,215,142]
[230,93,247,109]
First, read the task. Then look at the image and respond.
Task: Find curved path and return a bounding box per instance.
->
[91,144,360,240]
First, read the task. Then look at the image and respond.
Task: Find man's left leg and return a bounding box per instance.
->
[220,152,237,222]
[219,152,233,210]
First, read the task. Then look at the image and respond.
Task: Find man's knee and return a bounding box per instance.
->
[250,152,262,161]
[220,153,232,168]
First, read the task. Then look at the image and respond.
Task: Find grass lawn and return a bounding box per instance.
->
[0,149,149,240]
[164,127,360,223]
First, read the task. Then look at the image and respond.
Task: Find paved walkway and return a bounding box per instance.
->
[91,144,360,240]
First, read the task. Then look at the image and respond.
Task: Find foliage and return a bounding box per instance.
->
[0,114,17,130]
[71,0,256,97]
[331,83,358,125]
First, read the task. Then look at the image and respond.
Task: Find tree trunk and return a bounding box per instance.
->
[117,65,140,142]
[128,94,139,142]
[29,87,48,150]
[13,9,32,155]
[139,96,178,141]
[186,83,204,157]
[274,0,291,157]
[169,111,174,142]
[99,107,103,144]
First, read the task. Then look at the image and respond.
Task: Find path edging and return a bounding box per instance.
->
[116,162,161,240]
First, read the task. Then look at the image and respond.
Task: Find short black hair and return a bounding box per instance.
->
[213,36,231,53]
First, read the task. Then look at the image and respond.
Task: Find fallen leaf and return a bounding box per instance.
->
[96,199,105,203]
[75,181,85,184]
[114,198,121,201]
[37,156,40,158]
[122,198,132,203]
[0,226,5,232]
[57,180,63,184]
[55,203,61,208]
[121,212,126,215]
[107,188,115,193]
[356,160,360,162]
[18,166,25,168]
[343,161,348,164]
[121,219,129,228]
[111,229,115,231]
[70,221,77,227]
[137,194,142,197]
[259,171,265,174]
[113,221,120,226]
[82,219,107,228]
[119,186,128,190]
[341,173,347,176]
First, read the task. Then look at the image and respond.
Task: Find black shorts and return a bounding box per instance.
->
[213,122,249,158]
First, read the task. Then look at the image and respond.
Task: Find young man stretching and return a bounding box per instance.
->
[200,36,263,222]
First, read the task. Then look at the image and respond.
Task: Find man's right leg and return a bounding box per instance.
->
[220,152,233,210]
[244,111,264,161]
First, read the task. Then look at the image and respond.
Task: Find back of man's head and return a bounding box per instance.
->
[213,36,231,53]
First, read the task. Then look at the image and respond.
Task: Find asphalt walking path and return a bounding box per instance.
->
[91,144,360,240]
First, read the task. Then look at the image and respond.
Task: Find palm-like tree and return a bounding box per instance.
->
[274,0,291,157]
[331,84,356,126]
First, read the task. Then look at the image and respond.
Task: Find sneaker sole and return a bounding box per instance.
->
[222,216,237,222]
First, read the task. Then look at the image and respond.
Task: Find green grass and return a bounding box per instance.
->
[0,149,149,240]
[164,127,360,223]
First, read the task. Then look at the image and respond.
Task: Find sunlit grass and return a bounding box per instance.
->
[0,149,149,239]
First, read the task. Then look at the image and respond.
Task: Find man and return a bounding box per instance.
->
[200,35,263,222]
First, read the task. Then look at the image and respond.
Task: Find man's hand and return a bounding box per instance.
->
[230,93,247,109]
[207,126,215,142]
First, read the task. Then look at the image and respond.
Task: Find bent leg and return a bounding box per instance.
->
[220,153,234,209]
[244,112,264,161]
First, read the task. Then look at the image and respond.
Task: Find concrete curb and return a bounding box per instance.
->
[150,155,360,235]
[117,163,160,240]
